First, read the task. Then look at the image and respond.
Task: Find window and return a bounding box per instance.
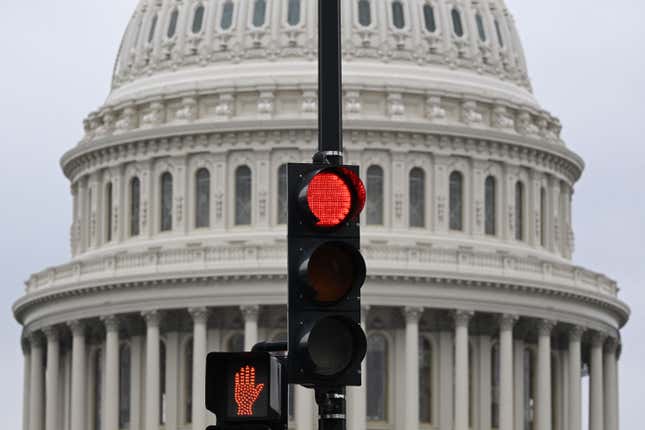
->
[185,339,193,424]
[524,349,536,430]
[192,5,205,33]
[485,176,496,236]
[367,334,388,421]
[105,182,113,242]
[451,8,464,37]
[491,344,500,428]
[391,1,405,29]
[252,0,267,27]
[540,188,547,247]
[94,349,103,430]
[167,9,179,38]
[515,182,524,241]
[419,337,432,423]
[409,168,425,228]
[148,14,158,43]
[130,177,140,237]
[195,168,211,228]
[366,166,384,225]
[358,0,371,27]
[495,20,504,47]
[423,4,436,32]
[160,341,167,425]
[235,166,252,225]
[277,164,288,224]
[221,0,235,30]
[119,345,131,429]
[449,171,464,231]
[476,13,487,41]
[228,333,245,352]
[287,0,301,26]
[160,172,173,232]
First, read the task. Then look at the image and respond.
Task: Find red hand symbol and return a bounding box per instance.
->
[234,365,265,416]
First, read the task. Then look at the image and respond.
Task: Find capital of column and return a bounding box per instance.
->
[591,331,608,347]
[537,319,556,336]
[569,325,585,342]
[241,305,260,322]
[453,309,474,327]
[604,336,619,354]
[27,331,44,348]
[142,310,161,327]
[42,326,59,341]
[498,313,519,331]
[67,320,86,337]
[101,315,120,333]
[189,307,209,324]
[404,306,424,324]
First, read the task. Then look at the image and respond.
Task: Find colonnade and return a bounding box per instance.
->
[21,305,620,430]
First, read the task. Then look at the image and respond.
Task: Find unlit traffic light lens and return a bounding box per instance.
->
[306,317,356,376]
[305,242,365,304]
[307,172,353,227]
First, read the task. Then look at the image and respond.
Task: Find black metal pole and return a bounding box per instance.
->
[315,386,346,430]
[317,0,343,166]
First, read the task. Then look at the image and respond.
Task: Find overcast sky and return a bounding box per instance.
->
[0,1,643,428]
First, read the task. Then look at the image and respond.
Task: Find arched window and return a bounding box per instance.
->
[235,166,252,225]
[540,188,547,247]
[491,344,500,428]
[192,4,205,33]
[228,333,245,352]
[409,168,425,228]
[495,20,504,47]
[423,4,436,33]
[148,14,158,43]
[358,0,371,27]
[184,339,194,424]
[451,8,464,37]
[277,164,288,224]
[167,9,179,38]
[221,0,235,30]
[449,171,464,231]
[160,172,173,232]
[419,337,432,423]
[524,348,536,430]
[287,0,301,26]
[391,1,405,29]
[119,344,131,429]
[105,182,113,242]
[366,166,384,225]
[160,341,167,425]
[476,13,487,42]
[252,0,267,27]
[367,334,388,421]
[94,349,103,430]
[485,176,496,236]
[130,177,141,237]
[515,182,524,241]
[195,168,211,228]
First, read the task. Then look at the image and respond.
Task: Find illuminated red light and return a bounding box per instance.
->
[307,172,353,227]
[233,365,264,416]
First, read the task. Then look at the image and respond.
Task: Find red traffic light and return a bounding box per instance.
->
[300,168,366,228]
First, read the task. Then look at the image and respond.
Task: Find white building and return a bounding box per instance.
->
[13,1,629,430]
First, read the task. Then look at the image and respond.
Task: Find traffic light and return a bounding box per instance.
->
[205,351,286,430]
[287,163,367,387]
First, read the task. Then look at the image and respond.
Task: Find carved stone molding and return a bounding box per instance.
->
[537,319,556,336]
[241,305,260,322]
[498,314,519,331]
[403,306,424,324]
[568,325,586,342]
[453,310,474,327]
[189,307,209,324]
[142,310,161,327]
[101,315,120,332]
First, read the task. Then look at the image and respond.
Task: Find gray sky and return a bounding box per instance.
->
[0,1,643,428]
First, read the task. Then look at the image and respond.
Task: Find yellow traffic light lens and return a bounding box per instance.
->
[307,242,363,303]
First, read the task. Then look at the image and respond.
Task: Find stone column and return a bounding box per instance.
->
[242,305,259,351]
[454,310,473,430]
[44,327,60,430]
[190,307,209,430]
[404,307,423,430]
[604,338,619,430]
[68,321,86,430]
[589,332,605,430]
[499,314,518,430]
[295,385,314,430]
[143,310,161,430]
[22,340,31,430]
[130,336,144,430]
[568,326,584,430]
[536,320,555,430]
[103,316,120,430]
[513,339,525,430]
[29,333,44,430]
[348,305,368,430]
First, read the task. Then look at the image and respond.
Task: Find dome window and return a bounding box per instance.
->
[221,1,235,30]
[167,9,179,38]
[495,19,504,47]
[235,165,252,226]
[409,167,425,228]
[451,8,464,38]
[287,0,301,26]
[278,164,288,224]
[252,0,267,28]
[366,165,384,226]
[195,168,211,228]
[449,171,464,231]
[148,14,158,43]
[105,182,113,242]
[130,177,141,237]
[540,187,547,247]
[485,176,496,236]
[423,4,436,33]
[476,13,487,42]
[192,5,205,34]
[160,172,173,232]
[515,181,525,241]
[391,0,405,29]
[358,0,371,27]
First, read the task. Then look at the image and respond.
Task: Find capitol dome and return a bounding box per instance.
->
[14,1,628,430]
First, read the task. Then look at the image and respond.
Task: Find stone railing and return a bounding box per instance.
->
[25,244,618,299]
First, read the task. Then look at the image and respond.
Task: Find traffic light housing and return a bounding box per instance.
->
[287,163,367,387]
